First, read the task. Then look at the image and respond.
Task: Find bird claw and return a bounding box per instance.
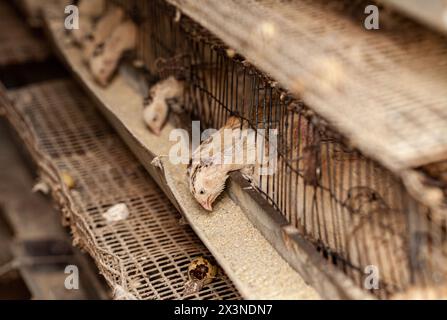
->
[151,156,164,170]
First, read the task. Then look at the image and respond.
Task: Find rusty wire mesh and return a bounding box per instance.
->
[105,0,447,299]
[158,0,447,172]
[2,79,241,300]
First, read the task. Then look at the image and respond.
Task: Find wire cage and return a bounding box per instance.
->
[107,0,447,299]
[2,78,241,300]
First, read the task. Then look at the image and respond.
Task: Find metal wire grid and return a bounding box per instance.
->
[105,0,447,298]
[0,0,49,66]
[175,0,447,171]
[4,79,241,300]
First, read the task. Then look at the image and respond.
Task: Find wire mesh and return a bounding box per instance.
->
[3,79,241,300]
[166,0,447,172]
[106,0,447,298]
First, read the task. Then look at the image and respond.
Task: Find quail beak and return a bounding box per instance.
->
[152,128,161,136]
[94,74,108,87]
[201,201,213,212]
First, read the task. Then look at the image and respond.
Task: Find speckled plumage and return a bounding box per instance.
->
[143,76,185,135]
[90,20,137,86]
[189,116,256,211]
[83,6,124,62]
[71,0,105,45]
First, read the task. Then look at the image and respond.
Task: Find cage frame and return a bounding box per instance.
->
[38,0,447,299]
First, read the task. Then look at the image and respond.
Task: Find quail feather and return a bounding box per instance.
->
[70,0,105,45]
[143,76,185,135]
[188,116,258,211]
[83,6,124,62]
[90,20,137,86]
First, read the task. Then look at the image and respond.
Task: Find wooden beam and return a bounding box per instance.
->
[167,0,447,172]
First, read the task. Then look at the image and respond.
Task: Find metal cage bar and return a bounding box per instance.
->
[108,0,447,299]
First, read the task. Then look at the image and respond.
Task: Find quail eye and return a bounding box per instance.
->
[93,43,105,57]
[152,116,158,122]
[166,97,179,107]
[144,96,153,106]
[199,190,205,195]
